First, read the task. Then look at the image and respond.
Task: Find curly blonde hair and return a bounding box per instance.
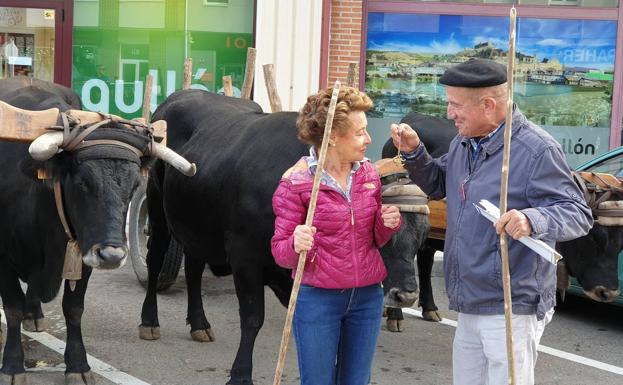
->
[297,86,373,148]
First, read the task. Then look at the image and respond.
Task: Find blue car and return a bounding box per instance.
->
[566,146,623,305]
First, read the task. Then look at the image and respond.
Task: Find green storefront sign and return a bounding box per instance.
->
[72,0,253,118]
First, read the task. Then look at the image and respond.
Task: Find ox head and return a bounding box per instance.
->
[558,173,623,302]
[558,225,622,302]
[1,101,195,269]
[376,159,429,308]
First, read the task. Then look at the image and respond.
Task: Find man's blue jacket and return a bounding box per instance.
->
[405,107,593,319]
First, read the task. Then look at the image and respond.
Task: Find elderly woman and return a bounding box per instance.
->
[271,86,401,385]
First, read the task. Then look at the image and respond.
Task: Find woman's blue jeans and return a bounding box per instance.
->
[293,283,384,385]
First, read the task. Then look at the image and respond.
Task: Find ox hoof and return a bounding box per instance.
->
[138,325,160,340]
[66,371,95,385]
[0,373,27,385]
[386,318,403,332]
[226,378,254,385]
[22,317,46,332]
[190,328,215,342]
[422,310,442,322]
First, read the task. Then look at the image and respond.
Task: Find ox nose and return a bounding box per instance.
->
[95,245,128,269]
[383,287,419,308]
[592,286,620,302]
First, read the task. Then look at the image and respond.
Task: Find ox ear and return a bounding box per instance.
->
[0,100,60,142]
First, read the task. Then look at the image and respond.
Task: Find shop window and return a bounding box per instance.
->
[73,0,253,117]
[364,12,616,167]
[385,0,619,7]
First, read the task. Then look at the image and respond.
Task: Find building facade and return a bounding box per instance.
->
[0,0,621,165]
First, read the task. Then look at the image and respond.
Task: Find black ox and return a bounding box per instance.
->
[380,111,623,328]
[139,89,418,385]
[0,78,193,385]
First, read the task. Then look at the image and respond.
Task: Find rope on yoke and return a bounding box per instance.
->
[47,111,155,157]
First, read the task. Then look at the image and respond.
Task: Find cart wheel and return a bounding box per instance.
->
[128,178,183,291]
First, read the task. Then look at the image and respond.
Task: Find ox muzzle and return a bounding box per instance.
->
[83,244,129,270]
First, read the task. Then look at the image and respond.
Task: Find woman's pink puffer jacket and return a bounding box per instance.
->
[271,157,400,289]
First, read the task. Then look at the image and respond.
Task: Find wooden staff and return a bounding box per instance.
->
[223,75,233,97]
[183,57,192,90]
[241,47,256,99]
[272,81,341,385]
[142,74,153,122]
[263,64,283,112]
[346,62,358,88]
[499,7,517,385]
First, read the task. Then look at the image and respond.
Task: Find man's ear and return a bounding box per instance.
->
[482,96,497,114]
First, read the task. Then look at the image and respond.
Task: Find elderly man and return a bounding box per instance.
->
[390,59,593,385]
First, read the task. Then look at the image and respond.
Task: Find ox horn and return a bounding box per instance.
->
[150,141,197,176]
[29,131,64,160]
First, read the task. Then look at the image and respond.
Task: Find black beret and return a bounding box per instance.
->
[439,59,507,88]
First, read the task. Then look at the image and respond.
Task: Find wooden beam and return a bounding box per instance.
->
[263,64,282,113]
[241,47,256,99]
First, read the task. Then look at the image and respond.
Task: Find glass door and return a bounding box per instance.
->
[0,1,72,86]
[0,6,54,81]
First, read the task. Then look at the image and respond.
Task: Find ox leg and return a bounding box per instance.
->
[22,284,45,332]
[62,266,96,385]
[417,244,441,322]
[0,266,27,385]
[227,260,265,385]
[185,255,215,342]
[385,307,405,332]
[139,221,169,341]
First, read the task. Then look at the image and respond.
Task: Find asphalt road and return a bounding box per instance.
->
[1,259,623,385]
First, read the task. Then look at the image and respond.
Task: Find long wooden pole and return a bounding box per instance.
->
[263,64,283,113]
[346,62,358,88]
[222,75,233,97]
[183,58,192,90]
[142,74,153,121]
[241,47,256,99]
[272,81,341,385]
[500,7,517,385]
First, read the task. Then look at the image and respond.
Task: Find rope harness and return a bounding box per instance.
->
[52,111,156,156]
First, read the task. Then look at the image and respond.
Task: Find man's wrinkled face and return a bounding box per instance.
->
[445,87,489,138]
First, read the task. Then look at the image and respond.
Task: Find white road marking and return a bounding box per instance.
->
[402,308,623,376]
[1,309,151,385]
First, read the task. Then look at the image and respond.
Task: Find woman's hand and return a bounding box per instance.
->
[293,225,317,254]
[381,205,401,229]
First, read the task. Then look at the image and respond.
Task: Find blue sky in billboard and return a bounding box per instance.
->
[367,13,615,70]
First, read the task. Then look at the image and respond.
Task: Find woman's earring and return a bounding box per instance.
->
[329,141,336,147]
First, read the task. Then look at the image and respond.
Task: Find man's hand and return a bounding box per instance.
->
[390,123,421,154]
[495,209,532,240]
[293,225,316,254]
[381,205,401,229]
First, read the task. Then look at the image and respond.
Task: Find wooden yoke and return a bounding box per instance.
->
[0,100,167,144]
[0,101,59,142]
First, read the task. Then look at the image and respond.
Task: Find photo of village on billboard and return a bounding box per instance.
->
[365,13,617,166]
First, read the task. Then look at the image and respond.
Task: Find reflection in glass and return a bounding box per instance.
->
[364,12,617,167]
[73,0,253,118]
[0,7,54,82]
